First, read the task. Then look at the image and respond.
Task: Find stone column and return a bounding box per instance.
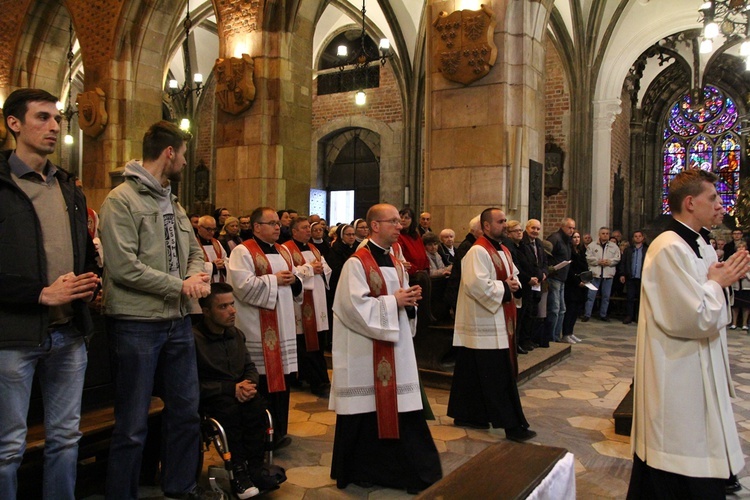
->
[213,5,314,216]
[425,0,547,234]
[590,99,622,232]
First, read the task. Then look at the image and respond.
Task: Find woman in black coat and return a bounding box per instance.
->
[562,232,589,341]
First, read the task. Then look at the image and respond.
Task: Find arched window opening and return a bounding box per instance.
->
[317,31,380,96]
[325,132,380,223]
[661,85,741,215]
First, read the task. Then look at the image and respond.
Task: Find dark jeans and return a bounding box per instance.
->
[105,317,201,499]
[625,278,641,319]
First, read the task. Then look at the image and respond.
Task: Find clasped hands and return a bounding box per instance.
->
[395,285,422,307]
[235,380,257,403]
[708,249,750,289]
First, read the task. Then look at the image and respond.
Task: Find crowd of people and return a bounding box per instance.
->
[3,87,748,500]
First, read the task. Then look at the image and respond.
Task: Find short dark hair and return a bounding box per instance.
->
[480,207,502,230]
[668,170,719,214]
[422,232,439,245]
[290,216,308,231]
[251,206,275,225]
[142,121,191,162]
[3,88,59,139]
[198,282,234,309]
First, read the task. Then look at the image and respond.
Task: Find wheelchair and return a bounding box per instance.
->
[200,409,286,498]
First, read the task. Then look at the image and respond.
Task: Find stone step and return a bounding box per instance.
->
[613,386,633,436]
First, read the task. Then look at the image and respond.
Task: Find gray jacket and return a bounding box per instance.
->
[99,161,204,319]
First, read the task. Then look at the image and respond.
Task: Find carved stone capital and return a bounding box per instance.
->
[593,99,622,131]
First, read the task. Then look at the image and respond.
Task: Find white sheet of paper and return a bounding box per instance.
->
[585,282,598,291]
[553,260,571,271]
[531,284,541,292]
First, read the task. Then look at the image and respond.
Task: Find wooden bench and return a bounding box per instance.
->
[416,441,569,499]
[413,272,457,373]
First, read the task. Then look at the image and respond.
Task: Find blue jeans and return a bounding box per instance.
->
[545,279,566,341]
[105,317,200,499]
[0,325,87,500]
[585,277,614,318]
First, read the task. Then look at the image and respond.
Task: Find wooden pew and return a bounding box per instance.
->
[416,441,569,499]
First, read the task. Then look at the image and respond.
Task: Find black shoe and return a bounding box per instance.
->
[505,427,537,443]
[599,316,611,322]
[520,340,535,352]
[453,419,490,429]
[537,342,550,348]
[622,317,632,325]
[164,485,225,500]
[517,344,528,355]
[232,463,260,499]
[312,383,331,398]
[530,341,540,348]
[273,435,292,450]
[726,475,742,494]
[581,316,590,322]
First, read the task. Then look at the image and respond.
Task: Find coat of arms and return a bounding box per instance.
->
[76,88,108,138]
[376,356,393,387]
[433,5,497,85]
[214,54,256,115]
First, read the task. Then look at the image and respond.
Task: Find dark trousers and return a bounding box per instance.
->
[257,374,293,440]
[201,394,267,468]
[296,333,330,390]
[625,278,642,320]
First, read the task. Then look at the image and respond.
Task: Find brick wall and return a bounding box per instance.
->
[542,39,570,237]
[312,63,402,127]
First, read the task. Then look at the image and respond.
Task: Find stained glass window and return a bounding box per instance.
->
[662,85,742,215]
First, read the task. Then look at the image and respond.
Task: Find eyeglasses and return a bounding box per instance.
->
[508,228,523,233]
[343,232,356,237]
[376,219,402,225]
[256,221,281,227]
[200,226,216,231]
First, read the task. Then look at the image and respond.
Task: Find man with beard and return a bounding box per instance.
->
[447,208,535,441]
[100,121,214,499]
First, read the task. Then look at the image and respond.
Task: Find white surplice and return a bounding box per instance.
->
[293,248,332,333]
[329,255,422,415]
[632,224,744,478]
[227,244,299,375]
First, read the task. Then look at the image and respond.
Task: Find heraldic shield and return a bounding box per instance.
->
[214,54,256,115]
[76,88,108,138]
[433,5,497,86]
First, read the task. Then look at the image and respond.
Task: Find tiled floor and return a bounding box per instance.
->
[104,319,750,498]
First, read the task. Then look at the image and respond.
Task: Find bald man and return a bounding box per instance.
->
[330,203,442,493]
[418,212,432,235]
[195,215,226,283]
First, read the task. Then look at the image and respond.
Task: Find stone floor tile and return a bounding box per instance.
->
[600,427,631,444]
[523,388,561,399]
[591,440,632,460]
[290,392,320,405]
[429,425,467,441]
[285,466,336,489]
[289,408,311,424]
[568,416,613,431]
[583,370,615,380]
[587,398,621,410]
[310,411,337,426]
[559,389,599,400]
[288,421,328,437]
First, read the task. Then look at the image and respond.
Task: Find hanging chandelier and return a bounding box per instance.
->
[166,1,203,130]
[335,0,392,105]
[698,1,750,67]
[56,20,77,145]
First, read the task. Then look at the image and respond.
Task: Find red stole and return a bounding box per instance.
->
[352,246,404,439]
[282,240,321,352]
[197,236,225,283]
[242,238,293,393]
[474,236,519,379]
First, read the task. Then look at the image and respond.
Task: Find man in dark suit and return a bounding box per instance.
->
[619,230,647,324]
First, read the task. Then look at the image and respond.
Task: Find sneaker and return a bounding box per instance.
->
[730,325,738,330]
[571,335,582,342]
[743,326,748,331]
[232,463,260,499]
[164,485,225,500]
[561,335,576,344]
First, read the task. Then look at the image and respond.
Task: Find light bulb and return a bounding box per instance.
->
[193,73,203,84]
[179,118,190,131]
[168,79,179,89]
[741,40,750,56]
[704,22,719,39]
[64,134,74,145]
[379,39,390,51]
[337,45,348,57]
[700,38,713,54]
[355,91,366,106]
[56,101,65,111]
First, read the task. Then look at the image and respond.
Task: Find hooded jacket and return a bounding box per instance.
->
[100,160,204,319]
[0,150,96,348]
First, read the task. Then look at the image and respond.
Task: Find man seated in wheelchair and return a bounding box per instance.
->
[194,283,286,498]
